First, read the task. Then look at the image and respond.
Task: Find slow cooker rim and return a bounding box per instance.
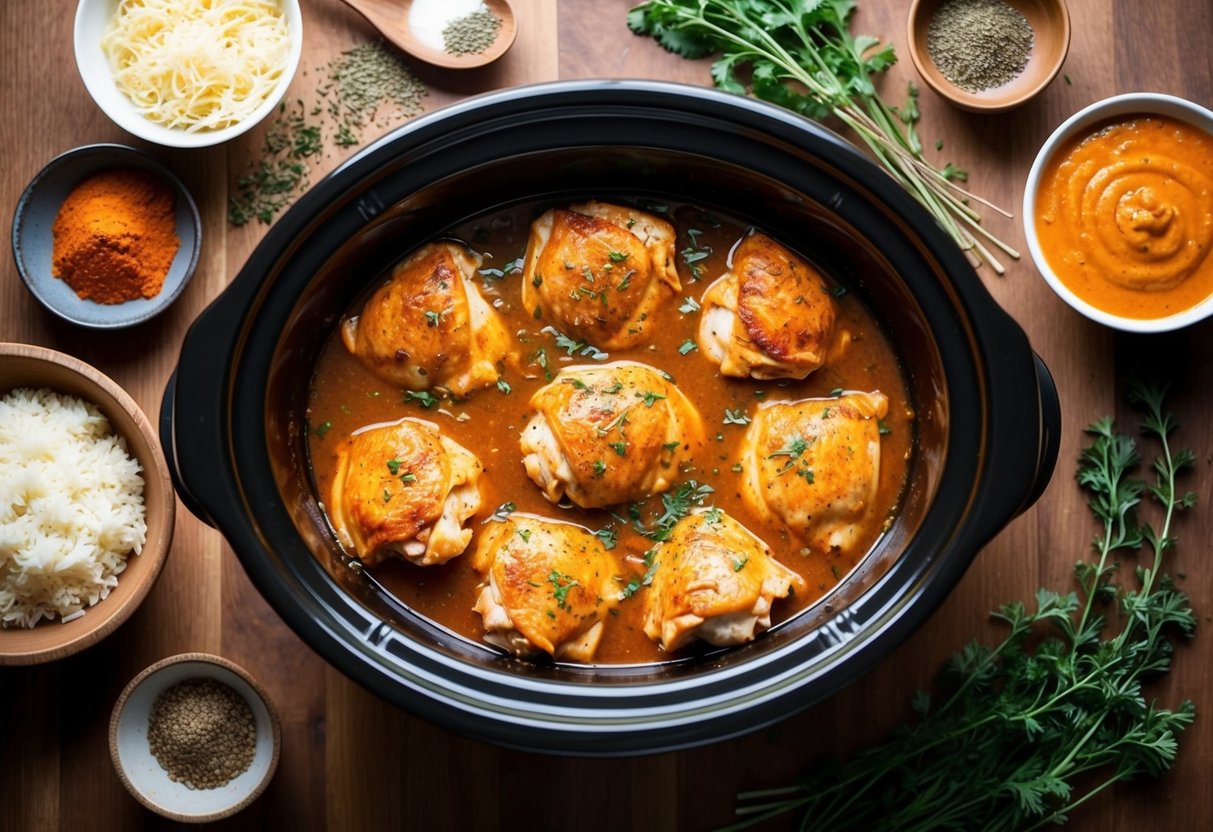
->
[169,80,1050,755]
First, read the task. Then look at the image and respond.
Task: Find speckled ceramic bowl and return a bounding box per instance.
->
[109,653,281,823]
[11,143,201,329]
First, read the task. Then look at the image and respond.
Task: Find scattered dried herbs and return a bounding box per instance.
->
[229,42,428,226]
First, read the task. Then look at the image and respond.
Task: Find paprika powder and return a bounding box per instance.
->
[51,168,180,305]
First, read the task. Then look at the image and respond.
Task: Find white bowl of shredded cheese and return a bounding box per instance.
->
[74,0,302,148]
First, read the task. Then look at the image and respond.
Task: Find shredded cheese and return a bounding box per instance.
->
[101,0,291,133]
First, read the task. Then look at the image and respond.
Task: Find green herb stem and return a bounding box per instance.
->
[629,0,1020,273]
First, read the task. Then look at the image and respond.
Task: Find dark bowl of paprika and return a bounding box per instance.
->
[11,143,201,330]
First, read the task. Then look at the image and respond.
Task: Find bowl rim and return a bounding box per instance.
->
[1022,91,1213,333]
[72,0,303,149]
[0,342,175,663]
[108,652,282,822]
[906,0,1072,113]
[10,142,203,329]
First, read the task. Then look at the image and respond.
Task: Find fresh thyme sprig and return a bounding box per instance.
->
[728,381,1197,831]
[628,0,1019,273]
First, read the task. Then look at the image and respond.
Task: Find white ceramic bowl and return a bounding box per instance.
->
[1023,92,1213,332]
[74,0,303,149]
[109,653,281,822]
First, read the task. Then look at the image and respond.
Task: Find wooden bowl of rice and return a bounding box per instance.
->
[0,342,174,664]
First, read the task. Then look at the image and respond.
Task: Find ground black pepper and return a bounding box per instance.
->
[442,7,501,56]
[926,0,1034,93]
[147,678,256,790]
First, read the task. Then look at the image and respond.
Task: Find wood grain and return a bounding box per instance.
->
[2,0,1212,829]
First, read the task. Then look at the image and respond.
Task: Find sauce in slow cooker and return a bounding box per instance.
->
[305,200,914,664]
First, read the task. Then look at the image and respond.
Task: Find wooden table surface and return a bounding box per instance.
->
[3,1,1212,829]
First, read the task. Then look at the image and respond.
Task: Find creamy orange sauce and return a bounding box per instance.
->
[1035,115,1213,319]
[305,201,914,664]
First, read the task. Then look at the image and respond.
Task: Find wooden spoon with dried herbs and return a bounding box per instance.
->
[628,0,1020,273]
[727,381,1197,831]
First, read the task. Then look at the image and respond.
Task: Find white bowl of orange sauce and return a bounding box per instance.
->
[1024,93,1213,332]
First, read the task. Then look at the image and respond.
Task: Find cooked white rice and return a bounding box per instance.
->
[0,388,147,628]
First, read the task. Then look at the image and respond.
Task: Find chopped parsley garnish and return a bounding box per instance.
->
[634,480,715,542]
[832,285,848,298]
[830,387,845,397]
[592,459,607,477]
[603,381,624,394]
[638,390,667,407]
[704,506,724,525]
[548,570,580,610]
[517,528,532,543]
[404,390,440,409]
[400,472,417,485]
[541,326,608,360]
[424,310,442,327]
[483,501,517,523]
[532,274,543,287]
[797,468,816,483]
[593,527,618,550]
[382,489,392,503]
[878,419,892,436]
[678,296,701,314]
[617,269,636,291]
[386,458,402,475]
[618,548,659,600]
[313,420,333,438]
[609,441,628,457]
[496,378,512,394]
[570,378,590,391]
[769,435,811,475]
[732,556,749,572]
[531,347,552,381]
[608,250,629,262]
[678,339,698,355]
[723,409,751,425]
[662,441,682,452]
[731,463,743,472]
[596,411,630,438]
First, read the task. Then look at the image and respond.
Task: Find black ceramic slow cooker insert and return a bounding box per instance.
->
[163,81,1060,756]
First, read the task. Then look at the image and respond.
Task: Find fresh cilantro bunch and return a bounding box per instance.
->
[628,0,1018,273]
[729,382,1197,830]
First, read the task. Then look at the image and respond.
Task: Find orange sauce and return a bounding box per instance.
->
[1035,115,1213,319]
[305,201,914,664]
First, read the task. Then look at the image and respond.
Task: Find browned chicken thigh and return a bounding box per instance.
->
[328,418,483,566]
[519,361,704,509]
[471,514,620,661]
[698,232,844,379]
[739,391,889,556]
[341,241,513,396]
[642,508,805,652]
[520,201,680,349]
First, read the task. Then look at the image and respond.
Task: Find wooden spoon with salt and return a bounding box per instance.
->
[337,0,518,70]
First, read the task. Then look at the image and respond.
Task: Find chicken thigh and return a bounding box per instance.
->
[642,508,805,652]
[341,241,513,396]
[520,201,680,349]
[471,514,619,661]
[519,361,704,509]
[328,418,483,567]
[698,232,843,379]
[739,391,889,556]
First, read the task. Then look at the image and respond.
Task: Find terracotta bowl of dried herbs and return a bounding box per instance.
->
[109,653,281,823]
[907,0,1071,113]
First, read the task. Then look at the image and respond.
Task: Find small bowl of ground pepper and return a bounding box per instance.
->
[110,653,281,822]
[11,143,201,329]
[907,0,1070,113]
